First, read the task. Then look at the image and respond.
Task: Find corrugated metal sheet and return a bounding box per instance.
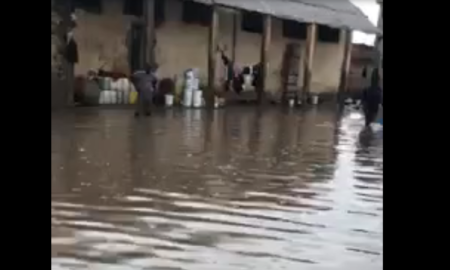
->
[183,0,380,34]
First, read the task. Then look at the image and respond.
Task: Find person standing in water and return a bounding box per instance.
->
[218,47,234,93]
[362,67,382,127]
[131,63,158,117]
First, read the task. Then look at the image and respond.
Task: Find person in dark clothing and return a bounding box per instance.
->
[219,50,234,92]
[131,63,158,117]
[251,63,262,89]
[65,38,79,64]
[362,66,368,78]
[218,48,247,94]
[362,68,382,127]
[64,32,78,105]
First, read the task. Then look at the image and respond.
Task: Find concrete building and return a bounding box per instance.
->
[52,0,379,105]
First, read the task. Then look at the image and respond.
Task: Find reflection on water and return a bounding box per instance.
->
[52,107,383,270]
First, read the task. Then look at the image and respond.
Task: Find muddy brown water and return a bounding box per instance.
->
[51,107,382,270]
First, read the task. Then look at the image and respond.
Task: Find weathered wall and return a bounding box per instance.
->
[73,0,132,74]
[74,0,346,95]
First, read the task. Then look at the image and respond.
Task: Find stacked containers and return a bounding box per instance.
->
[183,69,199,107]
[98,77,134,105]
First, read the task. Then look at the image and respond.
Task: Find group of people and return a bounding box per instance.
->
[130,47,261,118]
[129,58,383,125]
[218,47,262,95]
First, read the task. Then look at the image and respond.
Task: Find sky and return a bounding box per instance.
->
[351,0,380,45]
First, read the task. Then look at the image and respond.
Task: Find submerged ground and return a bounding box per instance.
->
[52,107,383,270]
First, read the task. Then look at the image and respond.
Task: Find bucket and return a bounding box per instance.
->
[110,91,117,104]
[243,75,253,90]
[104,77,112,90]
[185,69,195,80]
[289,99,295,107]
[103,91,111,104]
[311,95,319,105]
[165,94,174,107]
[123,89,130,104]
[185,78,199,90]
[129,90,138,104]
[110,81,118,91]
[99,91,105,105]
[116,90,123,104]
[214,97,219,108]
[117,78,129,92]
[193,90,203,108]
[99,77,107,90]
[183,88,193,107]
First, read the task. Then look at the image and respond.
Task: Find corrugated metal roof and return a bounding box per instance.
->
[183,0,380,34]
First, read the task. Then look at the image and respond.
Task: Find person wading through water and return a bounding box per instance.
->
[362,67,383,127]
[131,63,158,117]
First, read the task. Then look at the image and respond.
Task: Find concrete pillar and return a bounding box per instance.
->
[231,13,238,63]
[302,23,317,104]
[338,29,353,98]
[143,0,156,66]
[258,14,272,104]
[207,6,219,108]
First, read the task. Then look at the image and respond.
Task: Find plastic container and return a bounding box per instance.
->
[98,77,107,90]
[243,75,253,90]
[99,91,105,105]
[102,91,111,104]
[116,90,123,104]
[214,97,219,108]
[311,95,319,105]
[110,90,117,104]
[123,79,130,93]
[106,91,111,104]
[193,90,203,108]
[116,78,124,92]
[183,88,193,107]
[289,99,295,107]
[110,80,118,91]
[185,68,198,80]
[103,77,112,90]
[165,94,174,107]
[122,88,130,105]
[185,78,199,90]
[185,69,194,80]
[129,90,138,105]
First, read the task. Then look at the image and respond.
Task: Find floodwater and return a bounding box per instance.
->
[51,107,383,270]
